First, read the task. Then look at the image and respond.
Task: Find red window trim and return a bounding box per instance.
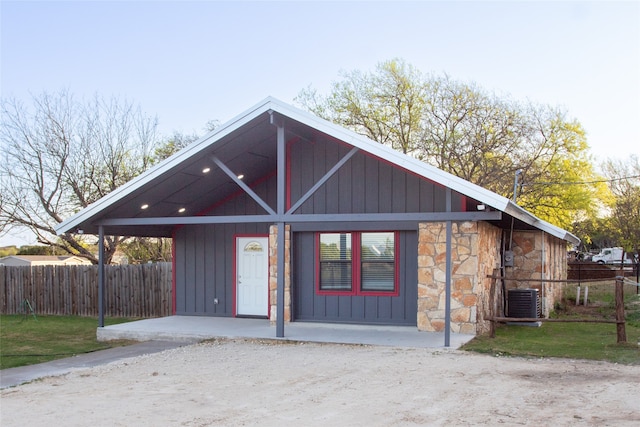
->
[315,231,400,297]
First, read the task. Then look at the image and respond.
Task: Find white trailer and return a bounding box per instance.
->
[591,247,634,265]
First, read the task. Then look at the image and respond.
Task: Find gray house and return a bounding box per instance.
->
[56,97,579,339]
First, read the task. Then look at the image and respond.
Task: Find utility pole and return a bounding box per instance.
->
[512,169,522,202]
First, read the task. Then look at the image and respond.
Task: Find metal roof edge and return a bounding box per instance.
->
[503,201,580,244]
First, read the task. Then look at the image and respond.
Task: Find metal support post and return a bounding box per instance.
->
[98,225,105,328]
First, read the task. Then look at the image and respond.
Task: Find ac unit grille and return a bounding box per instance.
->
[508,289,540,318]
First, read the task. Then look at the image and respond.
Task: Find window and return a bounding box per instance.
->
[360,232,395,292]
[319,233,352,291]
[317,231,398,295]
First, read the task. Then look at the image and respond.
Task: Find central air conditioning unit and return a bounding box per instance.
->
[507,288,541,319]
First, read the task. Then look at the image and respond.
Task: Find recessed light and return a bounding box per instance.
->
[237,174,244,180]
[178,207,186,213]
[141,204,149,210]
[202,167,210,174]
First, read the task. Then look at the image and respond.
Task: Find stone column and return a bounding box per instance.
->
[269,224,291,323]
[417,221,483,334]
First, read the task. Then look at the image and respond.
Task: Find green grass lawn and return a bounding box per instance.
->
[0,315,136,370]
[2,281,639,370]
[463,281,640,365]
[462,322,640,365]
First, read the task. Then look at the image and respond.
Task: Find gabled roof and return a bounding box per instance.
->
[55,97,579,245]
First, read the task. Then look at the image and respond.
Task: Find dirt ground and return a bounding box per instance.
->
[1,339,639,426]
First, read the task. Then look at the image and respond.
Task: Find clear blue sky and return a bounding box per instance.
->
[1,0,639,246]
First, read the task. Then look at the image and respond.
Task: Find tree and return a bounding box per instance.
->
[0,90,159,264]
[0,246,18,257]
[572,216,617,252]
[297,60,426,156]
[601,155,640,255]
[119,237,172,264]
[514,107,610,229]
[17,245,67,256]
[297,59,604,230]
[152,131,200,163]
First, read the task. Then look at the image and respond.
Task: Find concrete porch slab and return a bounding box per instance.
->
[97,316,475,349]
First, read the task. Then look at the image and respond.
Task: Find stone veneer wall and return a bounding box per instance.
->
[269,224,291,323]
[476,222,503,334]
[505,231,568,317]
[417,221,501,334]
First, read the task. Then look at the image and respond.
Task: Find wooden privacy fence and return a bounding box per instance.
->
[0,263,172,318]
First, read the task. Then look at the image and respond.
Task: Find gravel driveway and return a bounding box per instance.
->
[1,339,639,426]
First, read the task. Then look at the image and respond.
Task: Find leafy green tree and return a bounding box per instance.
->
[152,131,200,163]
[601,155,640,255]
[0,246,19,257]
[119,237,172,264]
[17,245,67,256]
[297,60,426,156]
[572,216,617,252]
[297,59,604,230]
[515,110,610,229]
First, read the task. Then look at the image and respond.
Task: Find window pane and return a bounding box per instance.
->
[320,233,352,291]
[361,232,394,261]
[361,232,395,292]
[320,233,351,260]
[361,262,395,291]
[320,261,352,290]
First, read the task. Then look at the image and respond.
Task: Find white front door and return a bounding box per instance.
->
[236,237,269,317]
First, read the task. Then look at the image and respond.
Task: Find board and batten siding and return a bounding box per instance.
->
[172,172,276,317]
[287,138,464,214]
[173,137,463,322]
[293,231,418,325]
[174,223,270,317]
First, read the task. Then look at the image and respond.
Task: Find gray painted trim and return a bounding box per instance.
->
[98,226,105,328]
[291,221,421,232]
[212,155,276,216]
[445,220,452,347]
[97,211,503,227]
[286,212,502,223]
[444,188,452,347]
[276,222,285,337]
[274,114,286,337]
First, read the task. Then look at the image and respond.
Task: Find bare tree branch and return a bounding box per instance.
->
[0,91,160,263]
